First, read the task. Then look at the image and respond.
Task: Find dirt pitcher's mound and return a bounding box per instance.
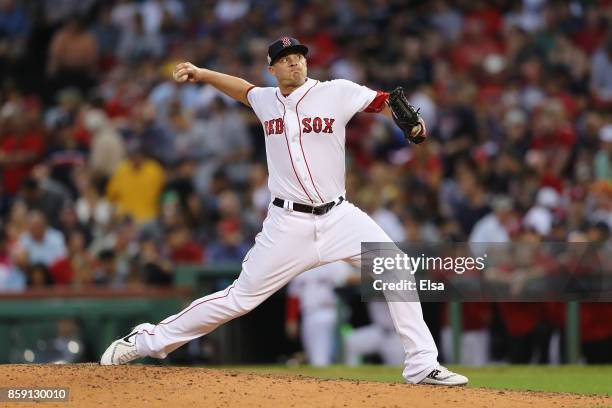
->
[1,364,610,408]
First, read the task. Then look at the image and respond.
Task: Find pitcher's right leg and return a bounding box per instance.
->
[101,205,320,364]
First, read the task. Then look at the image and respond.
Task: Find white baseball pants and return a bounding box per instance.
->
[135,200,439,383]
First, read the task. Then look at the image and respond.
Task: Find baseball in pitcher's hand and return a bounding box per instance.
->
[173,62,200,83]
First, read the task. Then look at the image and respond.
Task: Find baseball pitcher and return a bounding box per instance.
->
[100,37,467,386]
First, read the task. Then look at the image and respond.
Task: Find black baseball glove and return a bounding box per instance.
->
[387,87,426,144]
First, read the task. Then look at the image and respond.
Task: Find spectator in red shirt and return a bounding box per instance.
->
[297,12,337,68]
[49,230,95,287]
[573,6,606,55]
[166,224,204,264]
[465,1,502,38]
[451,17,502,73]
[529,100,576,191]
[0,107,44,196]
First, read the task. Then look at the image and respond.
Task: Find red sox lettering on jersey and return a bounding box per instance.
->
[264,117,335,136]
[247,77,386,204]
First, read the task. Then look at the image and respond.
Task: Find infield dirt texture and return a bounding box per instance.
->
[2,364,611,407]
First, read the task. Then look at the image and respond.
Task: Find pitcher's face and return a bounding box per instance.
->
[269,52,307,89]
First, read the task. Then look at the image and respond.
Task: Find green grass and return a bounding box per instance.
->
[226,365,612,395]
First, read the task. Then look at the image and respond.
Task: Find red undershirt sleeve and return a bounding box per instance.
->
[363,91,390,113]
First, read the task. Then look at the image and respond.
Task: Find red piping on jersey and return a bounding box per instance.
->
[364,91,389,113]
[275,92,314,203]
[295,80,325,203]
[139,283,237,335]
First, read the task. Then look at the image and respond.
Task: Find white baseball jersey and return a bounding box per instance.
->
[246,78,377,204]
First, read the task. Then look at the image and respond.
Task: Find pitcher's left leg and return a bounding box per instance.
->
[317,201,439,384]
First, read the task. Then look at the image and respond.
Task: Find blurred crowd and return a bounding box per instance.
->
[0,0,611,363]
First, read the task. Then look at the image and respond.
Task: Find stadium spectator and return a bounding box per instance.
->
[140,0,185,35]
[44,87,82,132]
[139,237,173,286]
[91,4,121,70]
[166,224,204,264]
[74,173,113,234]
[523,187,561,236]
[117,12,164,63]
[26,262,53,287]
[594,124,612,181]
[0,226,25,291]
[18,210,66,268]
[207,219,249,263]
[85,108,126,179]
[588,181,612,229]
[590,36,612,106]
[401,210,440,243]
[106,140,165,224]
[0,0,29,81]
[44,121,87,198]
[90,216,139,284]
[0,0,29,40]
[93,248,122,287]
[57,203,90,243]
[50,229,95,286]
[4,200,28,245]
[165,105,207,167]
[469,195,516,245]
[47,16,98,97]
[194,97,252,194]
[449,164,490,236]
[0,105,45,198]
[214,0,249,24]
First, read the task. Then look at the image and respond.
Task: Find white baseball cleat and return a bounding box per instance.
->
[418,366,468,386]
[100,329,142,365]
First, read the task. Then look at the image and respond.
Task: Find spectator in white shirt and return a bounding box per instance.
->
[469,195,516,258]
[18,211,66,267]
[523,187,561,236]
